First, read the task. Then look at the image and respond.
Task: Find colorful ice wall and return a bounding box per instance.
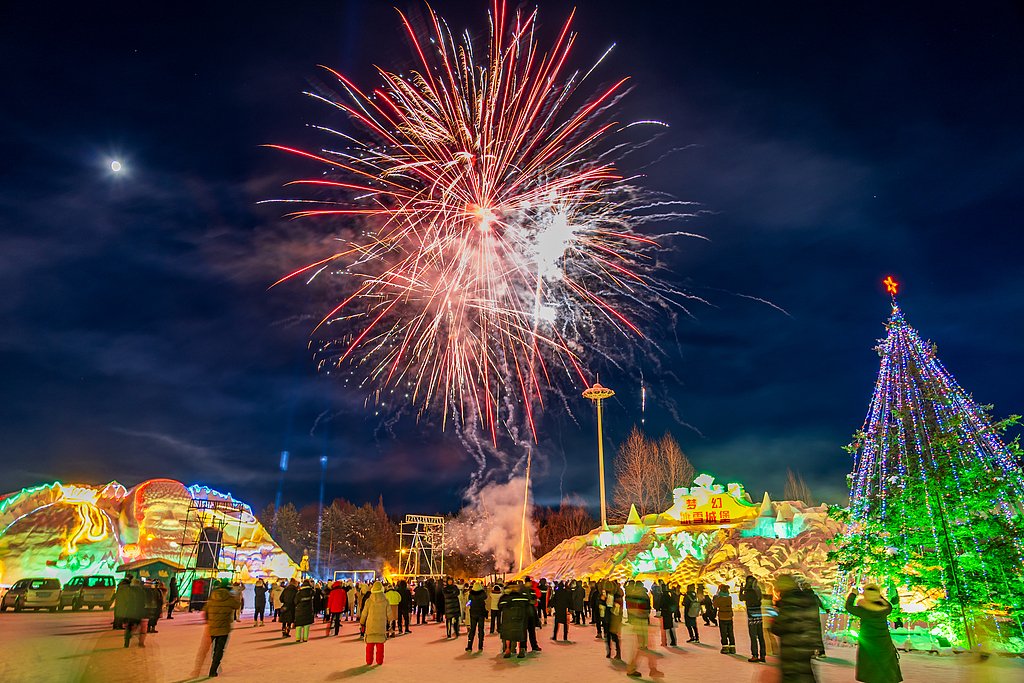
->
[0,479,299,586]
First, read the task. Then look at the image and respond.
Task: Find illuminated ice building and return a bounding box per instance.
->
[517,474,841,596]
[0,479,299,587]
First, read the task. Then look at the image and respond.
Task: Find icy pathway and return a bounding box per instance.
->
[0,609,1019,682]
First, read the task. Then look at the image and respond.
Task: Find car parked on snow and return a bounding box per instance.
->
[59,575,117,611]
[0,578,62,612]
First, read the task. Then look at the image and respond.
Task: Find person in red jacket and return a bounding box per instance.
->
[327,580,347,636]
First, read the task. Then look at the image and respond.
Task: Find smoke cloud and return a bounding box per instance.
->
[447,476,536,573]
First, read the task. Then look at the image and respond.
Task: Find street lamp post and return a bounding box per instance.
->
[583,382,615,529]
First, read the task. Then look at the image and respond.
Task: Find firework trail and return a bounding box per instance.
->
[268,1,697,446]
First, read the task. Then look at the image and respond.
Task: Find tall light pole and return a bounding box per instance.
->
[316,454,327,579]
[583,382,615,529]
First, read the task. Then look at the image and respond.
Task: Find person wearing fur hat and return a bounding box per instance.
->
[845,585,902,683]
[465,581,488,652]
[361,581,389,665]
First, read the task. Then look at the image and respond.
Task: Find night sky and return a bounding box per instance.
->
[2,2,1022,516]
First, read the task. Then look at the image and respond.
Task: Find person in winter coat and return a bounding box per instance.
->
[327,580,347,636]
[204,578,241,677]
[624,580,659,678]
[253,578,268,626]
[537,578,550,623]
[145,580,164,633]
[682,585,700,643]
[270,580,284,623]
[360,581,389,666]
[441,578,462,638]
[772,575,822,683]
[293,579,315,642]
[713,584,736,654]
[659,584,678,646]
[588,582,601,626]
[397,580,412,633]
[701,587,718,626]
[488,582,504,633]
[113,576,133,630]
[433,580,446,624]
[739,575,766,662]
[570,580,586,625]
[602,580,623,659]
[499,582,531,658]
[551,581,572,641]
[166,575,179,620]
[384,584,401,636]
[465,581,488,652]
[845,585,902,683]
[231,582,244,622]
[278,579,298,638]
[413,582,430,624]
[459,581,471,624]
[121,578,149,648]
[312,583,324,622]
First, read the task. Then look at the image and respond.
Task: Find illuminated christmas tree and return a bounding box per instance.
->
[831,277,1024,648]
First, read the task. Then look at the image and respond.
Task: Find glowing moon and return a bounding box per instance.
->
[110,160,123,172]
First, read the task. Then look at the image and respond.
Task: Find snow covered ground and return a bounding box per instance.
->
[0,608,1019,683]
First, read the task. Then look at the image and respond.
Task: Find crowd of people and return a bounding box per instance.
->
[108,571,903,682]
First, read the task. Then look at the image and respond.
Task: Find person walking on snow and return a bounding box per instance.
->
[166,574,179,620]
[771,574,821,683]
[360,581,389,666]
[624,580,659,678]
[122,578,148,648]
[203,578,241,678]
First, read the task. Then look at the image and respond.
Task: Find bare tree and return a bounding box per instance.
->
[534,495,598,556]
[656,432,695,501]
[783,468,815,505]
[611,426,661,520]
[611,428,697,522]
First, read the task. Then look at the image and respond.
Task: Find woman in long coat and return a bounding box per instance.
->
[845,585,902,683]
[360,581,389,665]
[293,579,315,642]
[499,583,530,657]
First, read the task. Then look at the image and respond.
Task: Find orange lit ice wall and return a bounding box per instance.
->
[0,479,299,586]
